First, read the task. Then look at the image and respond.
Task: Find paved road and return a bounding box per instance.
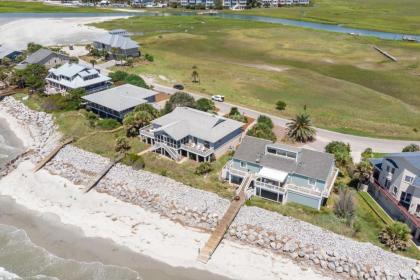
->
[144,77,420,162]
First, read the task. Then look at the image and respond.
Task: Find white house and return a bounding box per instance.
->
[45,63,112,95]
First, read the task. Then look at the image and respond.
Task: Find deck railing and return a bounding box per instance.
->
[181,143,214,157]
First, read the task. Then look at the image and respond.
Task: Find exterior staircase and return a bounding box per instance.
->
[152,142,181,161]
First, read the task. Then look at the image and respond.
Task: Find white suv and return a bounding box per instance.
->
[211,95,225,102]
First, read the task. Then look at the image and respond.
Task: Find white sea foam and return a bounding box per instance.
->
[0,266,21,280]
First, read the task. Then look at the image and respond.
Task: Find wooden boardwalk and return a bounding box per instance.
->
[198,175,251,263]
[0,86,18,98]
[33,138,74,172]
[84,154,124,193]
[373,46,398,62]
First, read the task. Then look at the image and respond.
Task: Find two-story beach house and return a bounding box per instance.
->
[370,152,420,239]
[45,63,112,95]
[93,29,140,58]
[140,107,244,162]
[221,136,338,210]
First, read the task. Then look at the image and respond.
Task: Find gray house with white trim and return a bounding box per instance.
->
[221,136,338,210]
[82,84,158,121]
[93,29,140,58]
[370,152,420,240]
[140,107,244,162]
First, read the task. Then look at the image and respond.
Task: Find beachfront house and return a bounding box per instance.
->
[221,136,338,210]
[139,107,244,162]
[82,84,158,121]
[93,29,140,58]
[0,45,22,64]
[45,63,112,95]
[369,152,420,240]
[15,48,70,70]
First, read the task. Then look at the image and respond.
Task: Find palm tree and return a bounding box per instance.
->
[191,65,200,83]
[286,112,316,143]
[90,59,97,68]
[354,160,373,190]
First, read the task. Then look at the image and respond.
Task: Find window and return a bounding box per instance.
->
[416,205,420,214]
[400,191,412,204]
[404,175,414,183]
[240,161,246,168]
[392,186,398,194]
[267,147,276,154]
[308,178,316,186]
[386,166,390,172]
[391,168,395,174]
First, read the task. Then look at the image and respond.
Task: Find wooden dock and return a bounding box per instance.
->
[373,46,398,62]
[198,175,251,263]
[84,154,124,193]
[33,138,74,172]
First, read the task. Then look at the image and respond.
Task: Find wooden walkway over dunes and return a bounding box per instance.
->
[84,154,124,193]
[0,86,18,98]
[33,138,74,172]
[373,46,398,62]
[198,175,251,263]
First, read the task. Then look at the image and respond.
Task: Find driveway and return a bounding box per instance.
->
[143,77,420,162]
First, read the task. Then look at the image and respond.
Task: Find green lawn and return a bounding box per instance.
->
[0,1,114,13]
[225,0,420,34]
[142,152,235,199]
[94,16,420,140]
[15,94,147,159]
[247,191,420,259]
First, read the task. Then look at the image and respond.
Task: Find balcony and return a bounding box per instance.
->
[255,180,286,193]
[222,160,250,178]
[139,124,154,138]
[285,183,323,197]
[181,143,214,157]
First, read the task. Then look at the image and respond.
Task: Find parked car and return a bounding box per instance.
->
[211,95,225,102]
[173,84,184,90]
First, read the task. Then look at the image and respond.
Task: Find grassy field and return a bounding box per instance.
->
[225,0,420,34]
[0,1,114,13]
[95,16,420,140]
[247,191,420,259]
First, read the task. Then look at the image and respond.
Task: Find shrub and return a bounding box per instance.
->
[276,100,286,111]
[115,136,131,154]
[325,141,353,168]
[123,153,145,170]
[145,53,154,62]
[196,98,215,112]
[97,118,120,130]
[125,74,149,88]
[257,115,273,129]
[195,162,213,175]
[86,111,98,127]
[27,42,43,54]
[379,222,411,251]
[402,143,420,152]
[109,71,129,82]
[334,188,356,225]
[247,122,277,142]
[361,147,373,160]
[162,92,196,114]
[227,107,247,123]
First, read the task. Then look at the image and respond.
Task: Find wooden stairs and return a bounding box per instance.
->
[33,138,74,172]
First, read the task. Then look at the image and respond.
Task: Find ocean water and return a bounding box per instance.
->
[0,224,141,280]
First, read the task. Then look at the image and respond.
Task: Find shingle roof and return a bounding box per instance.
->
[152,107,243,143]
[233,136,335,181]
[385,152,420,173]
[82,84,157,112]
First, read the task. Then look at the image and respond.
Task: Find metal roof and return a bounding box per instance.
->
[152,107,243,143]
[82,84,157,112]
[93,33,139,50]
[233,136,335,181]
[0,46,19,59]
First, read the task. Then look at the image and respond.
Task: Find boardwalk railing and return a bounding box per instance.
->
[197,175,251,263]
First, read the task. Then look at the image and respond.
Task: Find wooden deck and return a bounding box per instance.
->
[198,175,251,263]
[33,138,74,172]
[84,154,124,193]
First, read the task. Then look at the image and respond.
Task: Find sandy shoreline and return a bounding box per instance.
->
[0,160,331,280]
[0,15,129,50]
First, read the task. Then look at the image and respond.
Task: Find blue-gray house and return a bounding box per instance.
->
[140,107,244,162]
[221,136,338,210]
